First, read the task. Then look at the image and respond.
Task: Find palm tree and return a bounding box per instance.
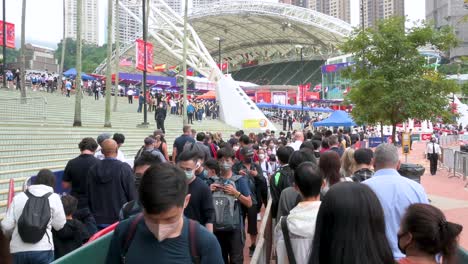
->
[58,0,67,93]
[20,0,26,99]
[113,0,119,112]
[104,0,113,127]
[73,0,83,127]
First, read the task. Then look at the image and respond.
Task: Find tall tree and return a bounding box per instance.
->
[341,17,459,142]
[58,0,67,92]
[113,0,119,112]
[104,0,113,127]
[73,0,83,127]
[20,0,26,99]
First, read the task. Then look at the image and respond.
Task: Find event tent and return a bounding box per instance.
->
[196,90,216,99]
[314,110,356,127]
[256,103,334,113]
[63,68,96,81]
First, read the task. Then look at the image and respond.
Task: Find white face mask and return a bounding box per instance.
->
[233,146,240,151]
[145,217,182,242]
[259,154,265,160]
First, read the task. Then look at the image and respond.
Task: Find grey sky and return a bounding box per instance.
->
[3,0,426,49]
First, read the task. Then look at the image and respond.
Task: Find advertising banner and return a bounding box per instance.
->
[135,39,153,72]
[0,21,15,49]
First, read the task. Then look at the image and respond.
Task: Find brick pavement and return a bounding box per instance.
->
[404,141,468,249]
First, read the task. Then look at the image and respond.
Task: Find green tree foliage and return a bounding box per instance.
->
[341,17,459,142]
[0,48,20,64]
[55,38,108,73]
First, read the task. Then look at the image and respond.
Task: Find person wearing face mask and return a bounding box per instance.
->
[202,159,220,186]
[177,150,215,232]
[106,163,223,264]
[211,147,253,264]
[397,203,463,264]
[119,152,162,220]
[155,101,167,134]
[232,147,265,257]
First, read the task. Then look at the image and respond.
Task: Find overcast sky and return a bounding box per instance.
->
[2,0,426,49]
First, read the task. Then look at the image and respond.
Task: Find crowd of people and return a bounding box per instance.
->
[0,125,464,264]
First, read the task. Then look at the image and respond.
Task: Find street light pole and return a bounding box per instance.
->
[214,37,222,74]
[141,0,148,126]
[2,0,6,88]
[296,45,304,116]
[182,0,189,125]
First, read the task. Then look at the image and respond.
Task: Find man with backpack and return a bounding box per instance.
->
[274,162,323,264]
[232,147,265,257]
[210,147,252,264]
[2,169,66,263]
[134,137,166,162]
[106,163,223,264]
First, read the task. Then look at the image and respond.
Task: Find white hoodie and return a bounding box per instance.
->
[274,201,321,264]
[1,184,66,253]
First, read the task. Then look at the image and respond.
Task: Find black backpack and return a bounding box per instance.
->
[18,190,52,243]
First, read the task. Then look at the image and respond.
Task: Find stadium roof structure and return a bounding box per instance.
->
[96,0,353,75]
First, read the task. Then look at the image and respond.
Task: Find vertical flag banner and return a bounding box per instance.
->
[135,39,154,72]
[297,83,311,102]
[0,21,15,49]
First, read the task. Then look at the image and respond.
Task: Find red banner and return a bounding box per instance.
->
[0,21,15,49]
[421,133,432,141]
[297,83,311,102]
[135,39,153,72]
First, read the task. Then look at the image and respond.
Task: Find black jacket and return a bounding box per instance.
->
[269,165,293,219]
[53,219,90,259]
[87,158,137,225]
[155,107,167,120]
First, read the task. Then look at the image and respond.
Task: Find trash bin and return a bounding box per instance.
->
[398,163,425,184]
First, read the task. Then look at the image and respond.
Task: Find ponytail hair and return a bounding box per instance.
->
[400,204,463,264]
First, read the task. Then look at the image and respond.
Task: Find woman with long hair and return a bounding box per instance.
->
[309,182,394,264]
[318,151,342,196]
[398,203,463,264]
[340,148,356,178]
[153,130,169,162]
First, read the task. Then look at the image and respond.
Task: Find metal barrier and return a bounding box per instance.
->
[0,96,47,123]
[441,147,456,172]
[251,199,273,264]
[439,135,459,146]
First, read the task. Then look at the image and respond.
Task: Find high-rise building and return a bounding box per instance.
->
[426,0,468,59]
[360,0,404,28]
[280,0,309,8]
[308,0,351,23]
[116,0,142,45]
[65,0,99,45]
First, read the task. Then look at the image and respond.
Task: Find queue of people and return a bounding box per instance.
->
[0,126,464,264]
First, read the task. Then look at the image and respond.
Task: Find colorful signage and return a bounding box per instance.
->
[135,39,153,72]
[0,21,15,49]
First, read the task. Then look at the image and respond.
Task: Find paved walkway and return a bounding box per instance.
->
[405,141,468,248]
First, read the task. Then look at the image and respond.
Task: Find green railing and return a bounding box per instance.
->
[51,232,113,264]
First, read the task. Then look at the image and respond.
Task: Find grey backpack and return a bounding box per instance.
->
[18,190,52,243]
[212,175,242,232]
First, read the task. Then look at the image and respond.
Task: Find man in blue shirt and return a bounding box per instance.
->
[211,147,253,264]
[364,143,428,260]
[106,163,223,264]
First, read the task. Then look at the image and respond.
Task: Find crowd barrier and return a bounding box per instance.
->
[439,135,459,146]
[439,147,468,187]
[251,199,273,264]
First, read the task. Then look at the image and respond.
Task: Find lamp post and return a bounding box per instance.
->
[2,0,6,88]
[214,37,222,73]
[182,0,189,125]
[141,0,149,126]
[296,45,304,116]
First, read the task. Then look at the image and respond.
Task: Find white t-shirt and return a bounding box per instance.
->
[127,90,134,96]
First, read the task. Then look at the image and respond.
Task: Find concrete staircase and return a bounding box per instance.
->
[0,89,238,215]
